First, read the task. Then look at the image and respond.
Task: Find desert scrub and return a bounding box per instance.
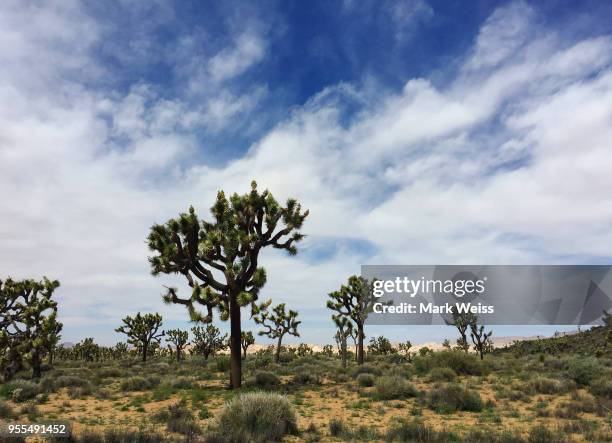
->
[1,380,40,402]
[413,350,488,376]
[373,376,417,400]
[292,371,321,385]
[215,392,297,442]
[386,418,457,442]
[54,375,91,388]
[0,401,15,419]
[246,371,281,389]
[526,376,563,394]
[427,367,456,382]
[96,367,123,378]
[350,364,382,378]
[120,375,160,391]
[356,373,375,387]
[153,401,201,436]
[427,383,483,413]
[170,377,193,389]
[329,418,346,437]
[590,376,612,398]
[565,356,601,386]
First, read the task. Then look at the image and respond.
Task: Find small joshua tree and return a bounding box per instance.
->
[0,277,63,379]
[327,276,376,365]
[398,340,413,361]
[191,324,228,360]
[75,337,100,362]
[115,312,164,362]
[367,336,396,355]
[333,316,353,369]
[322,344,334,357]
[166,329,189,362]
[147,181,308,388]
[470,322,493,360]
[253,301,300,363]
[241,331,255,359]
[113,342,129,359]
[447,311,477,353]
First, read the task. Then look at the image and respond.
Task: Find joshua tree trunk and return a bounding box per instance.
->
[31,351,42,379]
[176,349,181,362]
[341,339,347,369]
[357,323,364,365]
[142,344,148,362]
[275,335,283,363]
[229,294,242,389]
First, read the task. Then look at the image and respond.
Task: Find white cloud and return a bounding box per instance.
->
[1,1,612,344]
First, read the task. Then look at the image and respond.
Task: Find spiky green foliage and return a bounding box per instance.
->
[334,316,355,368]
[147,180,308,388]
[165,329,189,361]
[191,324,227,360]
[115,313,164,362]
[73,338,100,361]
[113,342,129,359]
[368,336,396,355]
[0,277,62,379]
[241,330,255,359]
[253,301,300,363]
[470,323,493,360]
[398,341,413,361]
[447,311,477,352]
[327,276,376,364]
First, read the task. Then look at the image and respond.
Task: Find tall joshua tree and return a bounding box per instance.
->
[147,181,308,388]
[241,331,255,359]
[327,276,376,365]
[253,301,300,363]
[115,312,164,362]
[191,324,227,360]
[447,311,477,353]
[470,322,493,360]
[333,315,353,369]
[0,277,62,379]
[166,329,189,362]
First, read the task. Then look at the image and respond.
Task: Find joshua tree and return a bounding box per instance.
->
[147,181,308,388]
[191,324,228,360]
[113,342,129,359]
[327,276,376,365]
[0,277,62,379]
[75,337,100,362]
[447,311,476,352]
[367,336,396,355]
[333,315,353,369]
[166,329,189,362]
[398,340,413,361]
[470,322,493,360]
[240,331,255,359]
[322,344,334,357]
[253,301,300,363]
[115,312,164,362]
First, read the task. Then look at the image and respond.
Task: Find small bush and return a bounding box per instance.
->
[0,401,15,419]
[292,371,321,385]
[96,367,123,378]
[374,376,417,400]
[566,357,601,386]
[356,373,375,387]
[528,376,563,394]
[528,424,555,443]
[54,375,90,388]
[428,383,483,413]
[351,364,382,378]
[590,377,612,398]
[413,351,487,376]
[120,376,154,391]
[170,377,193,389]
[216,392,297,442]
[3,380,40,402]
[215,356,231,372]
[386,418,457,442]
[427,367,456,382]
[329,419,346,437]
[248,371,281,389]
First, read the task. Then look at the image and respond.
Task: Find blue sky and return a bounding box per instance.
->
[1,0,612,346]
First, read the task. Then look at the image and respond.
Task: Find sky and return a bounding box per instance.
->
[1,0,612,346]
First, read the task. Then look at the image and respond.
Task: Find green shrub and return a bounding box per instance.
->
[590,377,612,398]
[96,367,123,378]
[386,418,457,442]
[170,377,193,389]
[329,419,346,437]
[566,357,601,386]
[215,356,231,372]
[248,371,281,389]
[528,424,555,443]
[54,375,90,388]
[427,383,483,413]
[68,384,93,399]
[527,376,563,394]
[356,373,375,387]
[0,401,15,419]
[120,376,154,391]
[351,364,382,378]
[413,351,487,376]
[216,392,297,442]
[374,376,417,400]
[427,367,456,382]
[292,371,321,385]
[2,380,40,402]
